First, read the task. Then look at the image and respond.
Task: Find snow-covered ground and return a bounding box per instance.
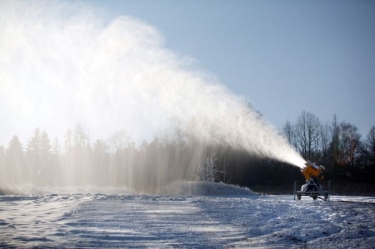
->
[1,184,375,248]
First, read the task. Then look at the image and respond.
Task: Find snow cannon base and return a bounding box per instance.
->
[295,190,329,201]
[294,179,330,201]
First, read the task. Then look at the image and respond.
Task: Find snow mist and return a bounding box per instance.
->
[0,1,305,194]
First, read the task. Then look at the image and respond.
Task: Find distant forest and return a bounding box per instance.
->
[0,110,374,194]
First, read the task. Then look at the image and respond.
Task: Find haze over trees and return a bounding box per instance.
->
[0,111,374,194]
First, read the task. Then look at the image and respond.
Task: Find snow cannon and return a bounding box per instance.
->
[301,161,325,181]
[294,160,330,201]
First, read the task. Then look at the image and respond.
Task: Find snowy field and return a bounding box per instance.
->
[1,185,375,248]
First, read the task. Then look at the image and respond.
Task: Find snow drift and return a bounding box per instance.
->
[162,181,256,196]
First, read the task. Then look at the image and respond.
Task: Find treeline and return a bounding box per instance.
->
[0,125,220,193]
[0,111,374,194]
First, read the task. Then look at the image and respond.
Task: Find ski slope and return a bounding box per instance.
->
[1,185,374,248]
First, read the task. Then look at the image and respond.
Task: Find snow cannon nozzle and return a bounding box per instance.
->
[304,160,319,169]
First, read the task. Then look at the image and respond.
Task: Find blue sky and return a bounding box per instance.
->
[82,0,375,136]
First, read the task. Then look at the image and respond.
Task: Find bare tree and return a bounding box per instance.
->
[329,114,340,172]
[365,126,375,166]
[338,122,361,167]
[283,119,295,148]
[320,121,331,163]
[199,151,219,182]
[220,157,232,183]
[294,111,321,160]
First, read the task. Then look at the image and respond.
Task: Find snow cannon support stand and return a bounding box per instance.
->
[294,160,330,201]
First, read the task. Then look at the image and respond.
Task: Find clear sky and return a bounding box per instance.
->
[78,0,375,136]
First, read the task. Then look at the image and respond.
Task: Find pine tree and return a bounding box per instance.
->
[0,146,6,188]
[5,136,24,185]
[26,128,41,184]
[39,131,52,185]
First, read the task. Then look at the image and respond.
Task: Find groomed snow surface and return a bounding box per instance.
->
[1,182,375,248]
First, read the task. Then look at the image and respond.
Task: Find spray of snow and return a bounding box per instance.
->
[0,1,305,193]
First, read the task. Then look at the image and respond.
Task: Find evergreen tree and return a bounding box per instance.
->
[0,146,6,187]
[51,138,62,186]
[25,128,41,184]
[5,136,24,185]
[93,139,109,186]
[40,130,52,185]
